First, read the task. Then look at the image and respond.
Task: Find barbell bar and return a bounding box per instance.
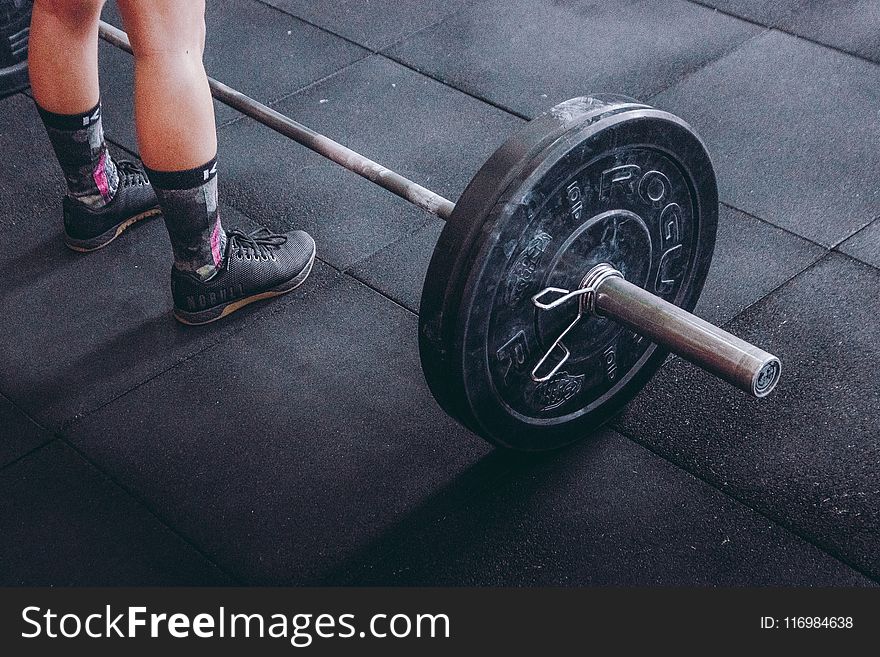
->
[98,20,781,451]
[98,21,455,220]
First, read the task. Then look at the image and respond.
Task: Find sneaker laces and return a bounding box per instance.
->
[117,160,149,188]
[228,227,288,260]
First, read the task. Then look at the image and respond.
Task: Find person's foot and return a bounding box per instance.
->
[171,227,316,325]
[63,160,161,252]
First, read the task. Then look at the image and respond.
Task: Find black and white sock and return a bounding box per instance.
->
[146,158,227,281]
[36,100,119,209]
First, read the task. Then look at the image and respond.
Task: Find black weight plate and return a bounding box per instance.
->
[420,98,718,451]
[0,0,30,99]
[0,59,27,98]
[420,96,649,423]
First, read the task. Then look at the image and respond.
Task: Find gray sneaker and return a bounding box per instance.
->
[63,160,161,252]
[171,227,316,325]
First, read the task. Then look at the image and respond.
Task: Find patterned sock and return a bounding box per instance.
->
[36,100,119,209]
[146,157,227,281]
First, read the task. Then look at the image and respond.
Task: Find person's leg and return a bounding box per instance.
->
[29,0,103,114]
[30,0,117,210]
[116,0,215,171]
[117,0,315,324]
[116,0,222,279]
[29,0,160,250]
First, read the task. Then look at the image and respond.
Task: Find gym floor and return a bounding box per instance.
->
[1,0,878,586]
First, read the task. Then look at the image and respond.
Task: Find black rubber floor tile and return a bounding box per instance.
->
[0,394,51,470]
[0,224,333,431]
[699,1,880,62]
[334,430,871,586]
[65,274,493,585]
[387,0,762,117]
[692,1,801,26]
[217,55,521,270]
[0,441,230,585]
[838,219,880,270]
[0,94,63,229]
[0,93,329,428]
[652,31,880,247]
[695,206,824,325]
[780,2,880,62]
[616,253,880,580]
[98,0,367,152]
[261,0,470,51]
[348,219,442,313]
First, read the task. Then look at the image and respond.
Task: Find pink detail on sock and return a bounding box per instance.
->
[93,150,112,201]
[210,217,223,266]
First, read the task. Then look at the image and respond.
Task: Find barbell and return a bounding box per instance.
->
[98,21,782,452]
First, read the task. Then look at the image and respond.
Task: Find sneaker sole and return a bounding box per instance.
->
[173,249,317,326]
[64,207,162,253]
